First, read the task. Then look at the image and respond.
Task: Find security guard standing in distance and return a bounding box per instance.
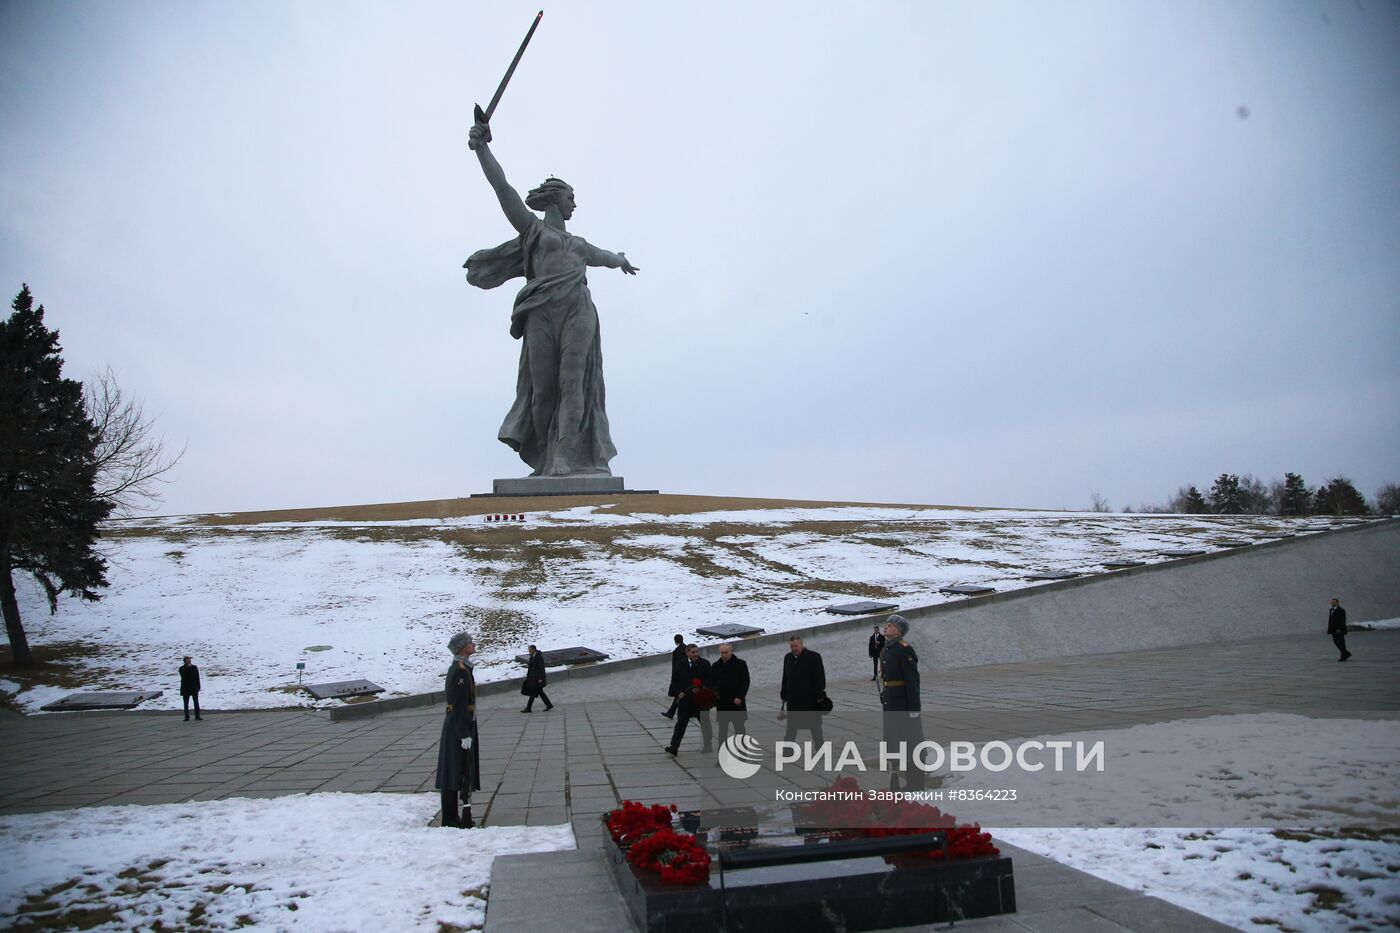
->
[880,615,925,791]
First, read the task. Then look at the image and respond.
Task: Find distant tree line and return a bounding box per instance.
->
[1119,473,1400,516]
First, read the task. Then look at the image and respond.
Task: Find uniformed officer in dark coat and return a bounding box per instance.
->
[520,644,553,712]
[436,631,481,828]
[712,642,750,743]
[663,634,687,719]
[780,636,827,748]
[880,615,925,791]
[665,644,714,755]
[179,655,202,721]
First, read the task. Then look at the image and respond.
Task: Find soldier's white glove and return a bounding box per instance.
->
[461,737,473,750]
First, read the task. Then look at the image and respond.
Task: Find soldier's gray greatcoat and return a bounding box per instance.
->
[435,661,482,796]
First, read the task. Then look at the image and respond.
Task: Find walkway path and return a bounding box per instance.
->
[3,631,1395,933]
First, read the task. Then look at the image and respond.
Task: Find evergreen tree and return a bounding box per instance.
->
[1171,485,1208,514]
[1312,477,1368,516]
[1277,472,1310,516]
[1208,473,1244,514]
[0,286,112,666]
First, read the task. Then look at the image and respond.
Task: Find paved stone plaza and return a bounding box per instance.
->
[2,630,1396,931]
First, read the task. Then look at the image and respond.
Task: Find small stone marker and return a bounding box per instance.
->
[513,646,610,666]
[695,623,765,638]
[939,584,996,596]
[1102,559,1145,569]
[304,679,384,700]
[824,600,898,616]
[1216,539,1251,548]
[303,645,333,652]
[41,690,164,712]
[1025,571,1081,580]
[1159,549,1206,557]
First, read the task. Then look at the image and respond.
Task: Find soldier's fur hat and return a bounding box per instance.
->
[887,614,909,637]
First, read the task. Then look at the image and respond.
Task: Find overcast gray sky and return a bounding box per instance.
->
[2,0,1397,514]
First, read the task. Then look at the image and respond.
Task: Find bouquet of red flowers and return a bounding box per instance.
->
[603,800,711,885]
[604,800,676,846]
[799,777,1000,865]
[626,826,712,885]
[691,678,717,711]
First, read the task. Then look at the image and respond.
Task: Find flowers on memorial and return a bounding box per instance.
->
[603,800,676,846]
[625,826,712,885]
[602,800,711,884]
[799,777,1000,864]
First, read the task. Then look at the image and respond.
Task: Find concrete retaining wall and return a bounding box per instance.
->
[330,519,1399,721]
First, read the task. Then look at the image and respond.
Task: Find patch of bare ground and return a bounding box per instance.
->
[156,492,995,526]
[0,641,107,710]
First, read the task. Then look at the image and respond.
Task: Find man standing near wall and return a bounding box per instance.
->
[1328,598,1352,662]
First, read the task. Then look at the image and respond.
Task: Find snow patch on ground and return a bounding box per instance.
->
[0,793,574,931]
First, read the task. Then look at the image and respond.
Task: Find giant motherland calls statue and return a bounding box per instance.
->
[464,117,638,494]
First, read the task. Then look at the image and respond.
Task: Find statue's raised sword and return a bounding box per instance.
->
[474,10,544,125]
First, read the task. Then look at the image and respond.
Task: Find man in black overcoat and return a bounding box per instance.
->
[663,633,687,719]
[712,642,750,743]
[665,644,714,755]
[520,644,553,711]
[880,615,925,790]
[436,631,481,828]
[868,625,885,680]
[1327,598,1352,661]
[179,655,202,721]
[780,636,826,748]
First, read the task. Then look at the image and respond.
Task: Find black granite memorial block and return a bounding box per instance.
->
[695,623,765,639]
[304,679,384,700]
[1158,549,1206,557]
[41,690,164,711]
[939,584,996,596]
[824,600,898,616]
[512,646,610,666]
[1215,539,1252,548]
[605,805,1015,933]
[605,830,1014,933]
[1101,559,1145,569]
[1025,570,1081,580]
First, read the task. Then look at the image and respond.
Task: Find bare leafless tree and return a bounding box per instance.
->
[84,367,184,517]
[1089,492,1111,513]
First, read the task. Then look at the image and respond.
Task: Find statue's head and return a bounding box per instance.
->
[526,177,575,218]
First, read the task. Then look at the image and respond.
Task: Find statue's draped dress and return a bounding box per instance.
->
[466,217,617,475]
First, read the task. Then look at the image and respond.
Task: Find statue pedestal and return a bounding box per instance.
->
[491,475,626,496]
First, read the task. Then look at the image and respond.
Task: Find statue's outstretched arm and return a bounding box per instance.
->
[468,122,533,235]
[584,243,640,275]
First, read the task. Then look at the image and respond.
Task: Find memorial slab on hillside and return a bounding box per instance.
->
[513,646,609,666]
[41,690,164,712]
[824,600,898,616]
[695,623,764,638]
[304,680,384,700]
[940,584,996,596]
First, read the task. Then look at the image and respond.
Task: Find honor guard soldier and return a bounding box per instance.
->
[880,615,925,791]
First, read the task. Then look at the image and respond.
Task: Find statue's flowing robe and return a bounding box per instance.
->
[466,218,616,475]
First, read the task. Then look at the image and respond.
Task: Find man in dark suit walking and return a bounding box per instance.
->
[712,642,750,744]
[520,644,553,711]
[868,624,885,681]
[665,644,714,755]
[1328,598,1351,661]
[179,656,202,721]
[780,636,827,749]
[663,634,687,719]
